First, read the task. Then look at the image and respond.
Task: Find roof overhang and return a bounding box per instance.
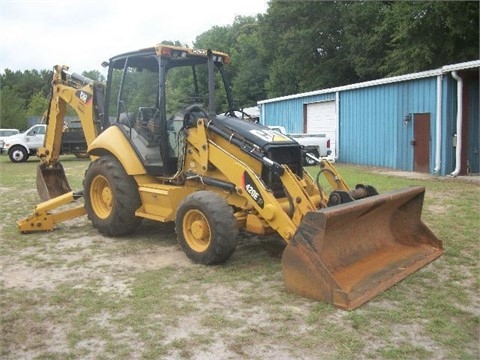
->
[258,60,480,105]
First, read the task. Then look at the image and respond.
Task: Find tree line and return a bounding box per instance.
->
[1,1,478,130]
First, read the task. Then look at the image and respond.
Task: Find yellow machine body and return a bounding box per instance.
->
[18,44,443,310]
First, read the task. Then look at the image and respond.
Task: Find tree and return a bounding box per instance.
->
[257,0,478,95]
[0,86,27,129]
[229,18,268,106]
[195,16,268,108]
[259,1,358,97]
[26,91,49,117]
[0,69,51,102]
[381,1,479,75]
[342,1,391,81]
[82,70,105,82]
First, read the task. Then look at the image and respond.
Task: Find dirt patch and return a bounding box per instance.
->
[2,222,194,292]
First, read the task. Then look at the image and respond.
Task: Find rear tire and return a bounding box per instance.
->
[74,152,89,159]
[175,191,238,265]
[304,149,319,166]
[9,146,29,163]
[83,155,142,236]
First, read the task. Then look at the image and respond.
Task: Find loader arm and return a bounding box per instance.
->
[186,118,322,242]
[36,65,107,201]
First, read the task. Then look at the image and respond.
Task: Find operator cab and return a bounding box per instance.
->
[105,45,233,177]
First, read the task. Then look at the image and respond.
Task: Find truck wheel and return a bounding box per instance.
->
[84,155,142,236]
[304,149,319,166]
[175,191,238,265]
[8,146,29,163]
[74,152,89,159]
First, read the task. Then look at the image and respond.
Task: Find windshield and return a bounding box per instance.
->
[107,54,231,124]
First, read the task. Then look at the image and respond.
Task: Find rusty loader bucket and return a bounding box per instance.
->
[36,163,72,202]
[282,186,443,310]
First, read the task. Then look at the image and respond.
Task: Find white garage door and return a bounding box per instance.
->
[306,101,337,157]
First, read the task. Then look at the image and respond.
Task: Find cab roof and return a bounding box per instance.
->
[106,44,231,70]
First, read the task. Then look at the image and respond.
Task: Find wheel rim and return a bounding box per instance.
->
[183,209,211,252]
[11,149,24,161]
[90,175,112,219]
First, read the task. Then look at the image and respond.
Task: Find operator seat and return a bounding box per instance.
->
[135,107,159,145]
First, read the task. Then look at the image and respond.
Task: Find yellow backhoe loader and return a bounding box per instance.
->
[18,44,443,310]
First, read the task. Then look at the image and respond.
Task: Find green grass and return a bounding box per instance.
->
[1,155,479,359]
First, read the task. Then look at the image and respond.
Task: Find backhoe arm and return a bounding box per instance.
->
[37,65,106,166]
[36,65,106,201]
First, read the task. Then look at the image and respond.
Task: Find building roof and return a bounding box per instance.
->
[258,60,480,105]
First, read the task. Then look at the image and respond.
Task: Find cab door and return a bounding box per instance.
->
[26,125,46,149]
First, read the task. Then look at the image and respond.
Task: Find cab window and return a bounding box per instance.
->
[27,126,45,136]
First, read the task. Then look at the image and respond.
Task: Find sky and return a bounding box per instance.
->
[0,0,269,74]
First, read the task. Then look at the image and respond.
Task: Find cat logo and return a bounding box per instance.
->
[75,90,92,104]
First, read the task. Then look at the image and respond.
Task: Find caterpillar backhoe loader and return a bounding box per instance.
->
[18,44,443,310]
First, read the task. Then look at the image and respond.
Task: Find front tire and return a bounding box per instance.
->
[83,155,142,236]
[175,191,238,265]
[9,146,29,163]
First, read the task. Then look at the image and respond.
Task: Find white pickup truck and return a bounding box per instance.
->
[268,125,332,165]
[2,123,88,163]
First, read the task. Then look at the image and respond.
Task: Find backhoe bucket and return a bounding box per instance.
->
[36,163,72,202]
[282,186,443,310]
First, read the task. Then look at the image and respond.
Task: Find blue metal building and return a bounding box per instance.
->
[258,60,479,176]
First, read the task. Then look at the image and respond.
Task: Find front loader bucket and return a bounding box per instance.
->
[282,186,443,310]
[36,163,72,202]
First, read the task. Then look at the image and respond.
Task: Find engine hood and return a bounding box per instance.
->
[212,115,298,149]
[2,133,25,146]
